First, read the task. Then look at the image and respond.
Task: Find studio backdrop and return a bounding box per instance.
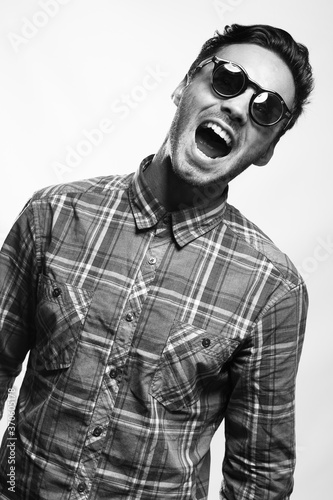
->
[0,1,331,499]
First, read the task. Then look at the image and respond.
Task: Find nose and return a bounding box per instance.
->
[219,89,253,126]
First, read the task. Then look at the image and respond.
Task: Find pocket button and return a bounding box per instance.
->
[92,426,103,437]
[202,338,211,348]
[52,287,62,298]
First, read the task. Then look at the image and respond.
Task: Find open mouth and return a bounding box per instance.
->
[195,121,232,159]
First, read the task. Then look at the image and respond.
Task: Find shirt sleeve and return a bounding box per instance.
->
[221,281,308,499]
[0,202,38,418]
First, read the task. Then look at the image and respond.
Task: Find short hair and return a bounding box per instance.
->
[187,24,314,133]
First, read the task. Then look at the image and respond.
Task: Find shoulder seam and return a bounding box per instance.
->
[223,204,302,290]
[30,173,133,203]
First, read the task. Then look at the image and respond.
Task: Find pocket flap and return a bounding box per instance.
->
[149,321,240,411]
[34,274,93,371]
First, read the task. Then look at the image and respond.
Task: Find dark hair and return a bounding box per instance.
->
[187,24,314,133]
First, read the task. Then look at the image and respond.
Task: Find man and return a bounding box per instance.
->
[0,23,313,499]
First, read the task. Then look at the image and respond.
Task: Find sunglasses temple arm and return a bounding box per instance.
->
[196,57,217,71]
[282,113,294,132]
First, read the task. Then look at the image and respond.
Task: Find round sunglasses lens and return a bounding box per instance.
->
[252,92,283,125]
[213,62,245,97]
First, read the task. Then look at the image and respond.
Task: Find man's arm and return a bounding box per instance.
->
[221,282,308,499]
[0,203,38,418]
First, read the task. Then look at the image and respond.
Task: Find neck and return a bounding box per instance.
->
[144,139,227,212]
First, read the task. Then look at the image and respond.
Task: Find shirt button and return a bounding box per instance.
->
[110,369,118,379]
[77,482,86,493]
[125,312,134,322]
[52,287,62,298]
[92,426,103,437]
[202,338,211,348]
[148,257,156,265]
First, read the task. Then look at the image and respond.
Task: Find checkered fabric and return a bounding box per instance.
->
[0,156,307,499]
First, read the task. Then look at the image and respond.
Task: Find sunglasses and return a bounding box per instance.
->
[195,56,293,127]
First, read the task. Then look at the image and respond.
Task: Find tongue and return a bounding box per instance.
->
[195,126,230,159]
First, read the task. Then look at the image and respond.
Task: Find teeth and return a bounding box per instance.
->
[204,121,232,146]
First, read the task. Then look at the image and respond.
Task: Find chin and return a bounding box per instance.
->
[173,163,224,189]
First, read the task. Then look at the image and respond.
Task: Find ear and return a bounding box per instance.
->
[171,75,189,106]
[253,137,279,167]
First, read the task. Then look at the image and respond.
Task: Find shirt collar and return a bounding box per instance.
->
[128,155,229,247]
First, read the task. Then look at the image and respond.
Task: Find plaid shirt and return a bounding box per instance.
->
[0,156,307,499]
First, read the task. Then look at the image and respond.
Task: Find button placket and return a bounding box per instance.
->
[109,366,123,381]
[77,482,86,493]
[125,311,134,322]
[155,214,172,238]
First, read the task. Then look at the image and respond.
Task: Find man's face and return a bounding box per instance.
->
[168,43,296,188]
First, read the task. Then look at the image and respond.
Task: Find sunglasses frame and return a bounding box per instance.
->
[195,56,293,128]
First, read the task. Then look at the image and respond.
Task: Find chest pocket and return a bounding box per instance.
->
[149,321,240,411]
[34,274,93,371]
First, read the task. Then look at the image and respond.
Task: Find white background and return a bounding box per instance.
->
[0,1,331,499]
